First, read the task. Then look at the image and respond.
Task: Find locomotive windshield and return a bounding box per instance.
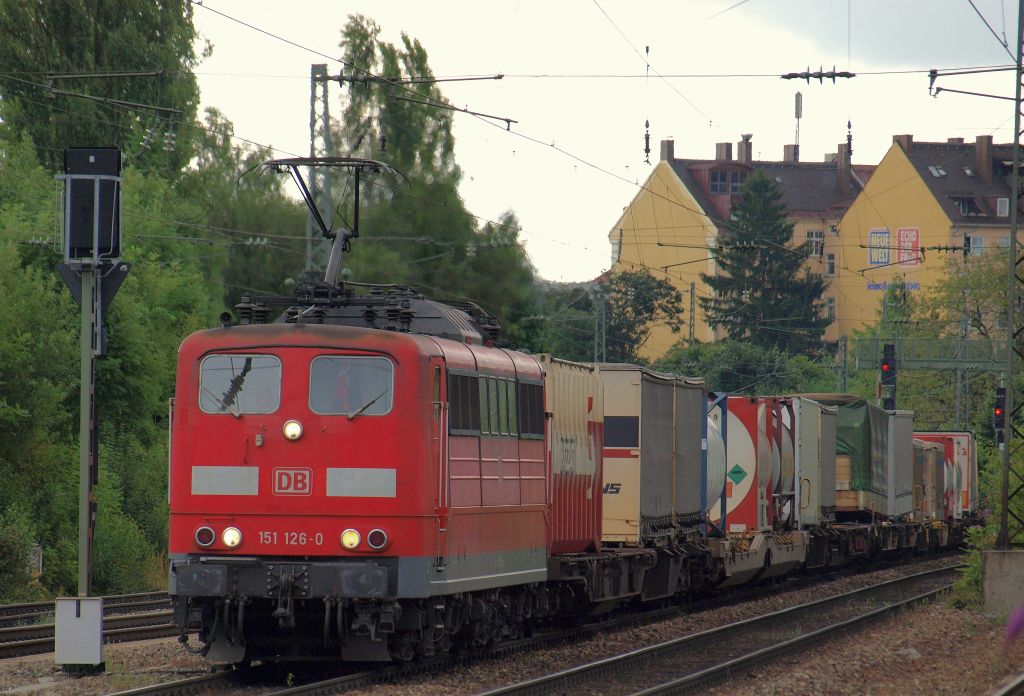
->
[199,354,281,415]
[310,356,394,416]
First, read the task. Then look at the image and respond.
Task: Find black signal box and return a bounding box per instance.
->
[64,148,121,262]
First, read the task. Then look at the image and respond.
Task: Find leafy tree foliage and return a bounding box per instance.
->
[597,271,684,364]
[176,108,307,308]
[0,0,201,171]
[520,282,598,361]
[700,171,830,355]
[327,16,537,337]
[655,340,835,394]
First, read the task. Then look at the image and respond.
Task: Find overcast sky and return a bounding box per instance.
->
[192,1,1016,282]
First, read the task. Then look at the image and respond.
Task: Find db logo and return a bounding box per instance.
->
[274,468,312,495]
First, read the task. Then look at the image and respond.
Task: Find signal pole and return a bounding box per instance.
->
[54,148,130,673]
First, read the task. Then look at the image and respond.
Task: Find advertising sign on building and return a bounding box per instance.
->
[868,228,890,265]
[896,227,920,266]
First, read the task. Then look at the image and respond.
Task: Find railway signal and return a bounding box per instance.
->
[880,343,896,410]
[995,386,1007,443]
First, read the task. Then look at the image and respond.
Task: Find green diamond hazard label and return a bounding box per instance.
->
[727,465,747,485]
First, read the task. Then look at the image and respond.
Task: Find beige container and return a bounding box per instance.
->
[597,365,705,545]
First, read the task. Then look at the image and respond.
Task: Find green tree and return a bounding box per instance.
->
[597,270,684,364]
[328,15,537,337]
[656,340,835,394]
[700,171,830,355]
[520,282,597,361]
[0,0,201,171]
[177,108,307,308]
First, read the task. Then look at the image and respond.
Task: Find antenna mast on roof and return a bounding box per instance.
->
[794,92,802,159]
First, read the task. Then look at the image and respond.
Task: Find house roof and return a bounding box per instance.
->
[666,157,869,226]
[902,141,1014,226]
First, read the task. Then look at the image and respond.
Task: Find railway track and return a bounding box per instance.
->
[128,560,951,696]
[479,565,958,695]
[993,671,1024,696]
[0,609,177,660]
[0,591,169,627]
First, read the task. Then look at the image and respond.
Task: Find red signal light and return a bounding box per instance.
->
[881,361,892,372]
[995,407,1004,416]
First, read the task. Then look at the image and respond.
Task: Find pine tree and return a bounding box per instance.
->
[699,171,830,355]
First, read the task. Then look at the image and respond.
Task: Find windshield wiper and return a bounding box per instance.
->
[347,389,390,420]
[220,357,253,411]
[202,387,240,419]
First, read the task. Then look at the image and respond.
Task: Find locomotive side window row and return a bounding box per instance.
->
[199,354,282,415]
[448,373,481,432]
[447,374,543,439]
[517,382,544,439]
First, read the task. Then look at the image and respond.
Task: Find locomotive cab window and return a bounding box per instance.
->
[199,354,281,415]
[310,356,394,416]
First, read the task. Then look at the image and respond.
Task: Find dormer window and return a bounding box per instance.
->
[710,169,747,194]
[952,196,984,217]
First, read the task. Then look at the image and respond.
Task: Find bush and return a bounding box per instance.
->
[951,523,996,609]
[0,503,46,602]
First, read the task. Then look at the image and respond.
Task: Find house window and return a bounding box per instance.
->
[966,235,984,255]
[710,170,728,194]
[710,169,746,194]
[806,230,824,258]
[729,171,746,193]
[826,253,836,276]
[826,297,836,323]
[953,197,984,217]
[998,198,1010,217]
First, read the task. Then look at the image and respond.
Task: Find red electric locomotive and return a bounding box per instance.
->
[168,288,606,662]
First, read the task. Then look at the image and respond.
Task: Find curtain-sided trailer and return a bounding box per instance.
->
[914,431,978,520]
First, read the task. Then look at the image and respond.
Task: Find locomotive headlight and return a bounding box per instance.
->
[222,526,243,548]
[282,419,303,441]
[340,528,361,549]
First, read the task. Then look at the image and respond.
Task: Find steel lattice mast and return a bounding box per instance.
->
[998,1,1024,548]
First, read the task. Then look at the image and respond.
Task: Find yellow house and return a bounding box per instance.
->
[835,134,1013,337]
[609,135,871,361]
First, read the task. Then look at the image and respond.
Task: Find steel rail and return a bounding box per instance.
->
[632,585,950,695]
[992,671,1024,696]
[478,565,959,696]
[0,612,178,659]
[103,670,234,696]
[0,591,167,619]
[0,598,170,628]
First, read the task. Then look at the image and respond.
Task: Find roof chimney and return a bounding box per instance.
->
[660,139,675,162]
[893,134,913,154]
[783,144,799,163]
[947,137,964,144]
[975,134,993,185]
[737,133,753,165]
[836,142,851,195]
[715,142,733,161]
